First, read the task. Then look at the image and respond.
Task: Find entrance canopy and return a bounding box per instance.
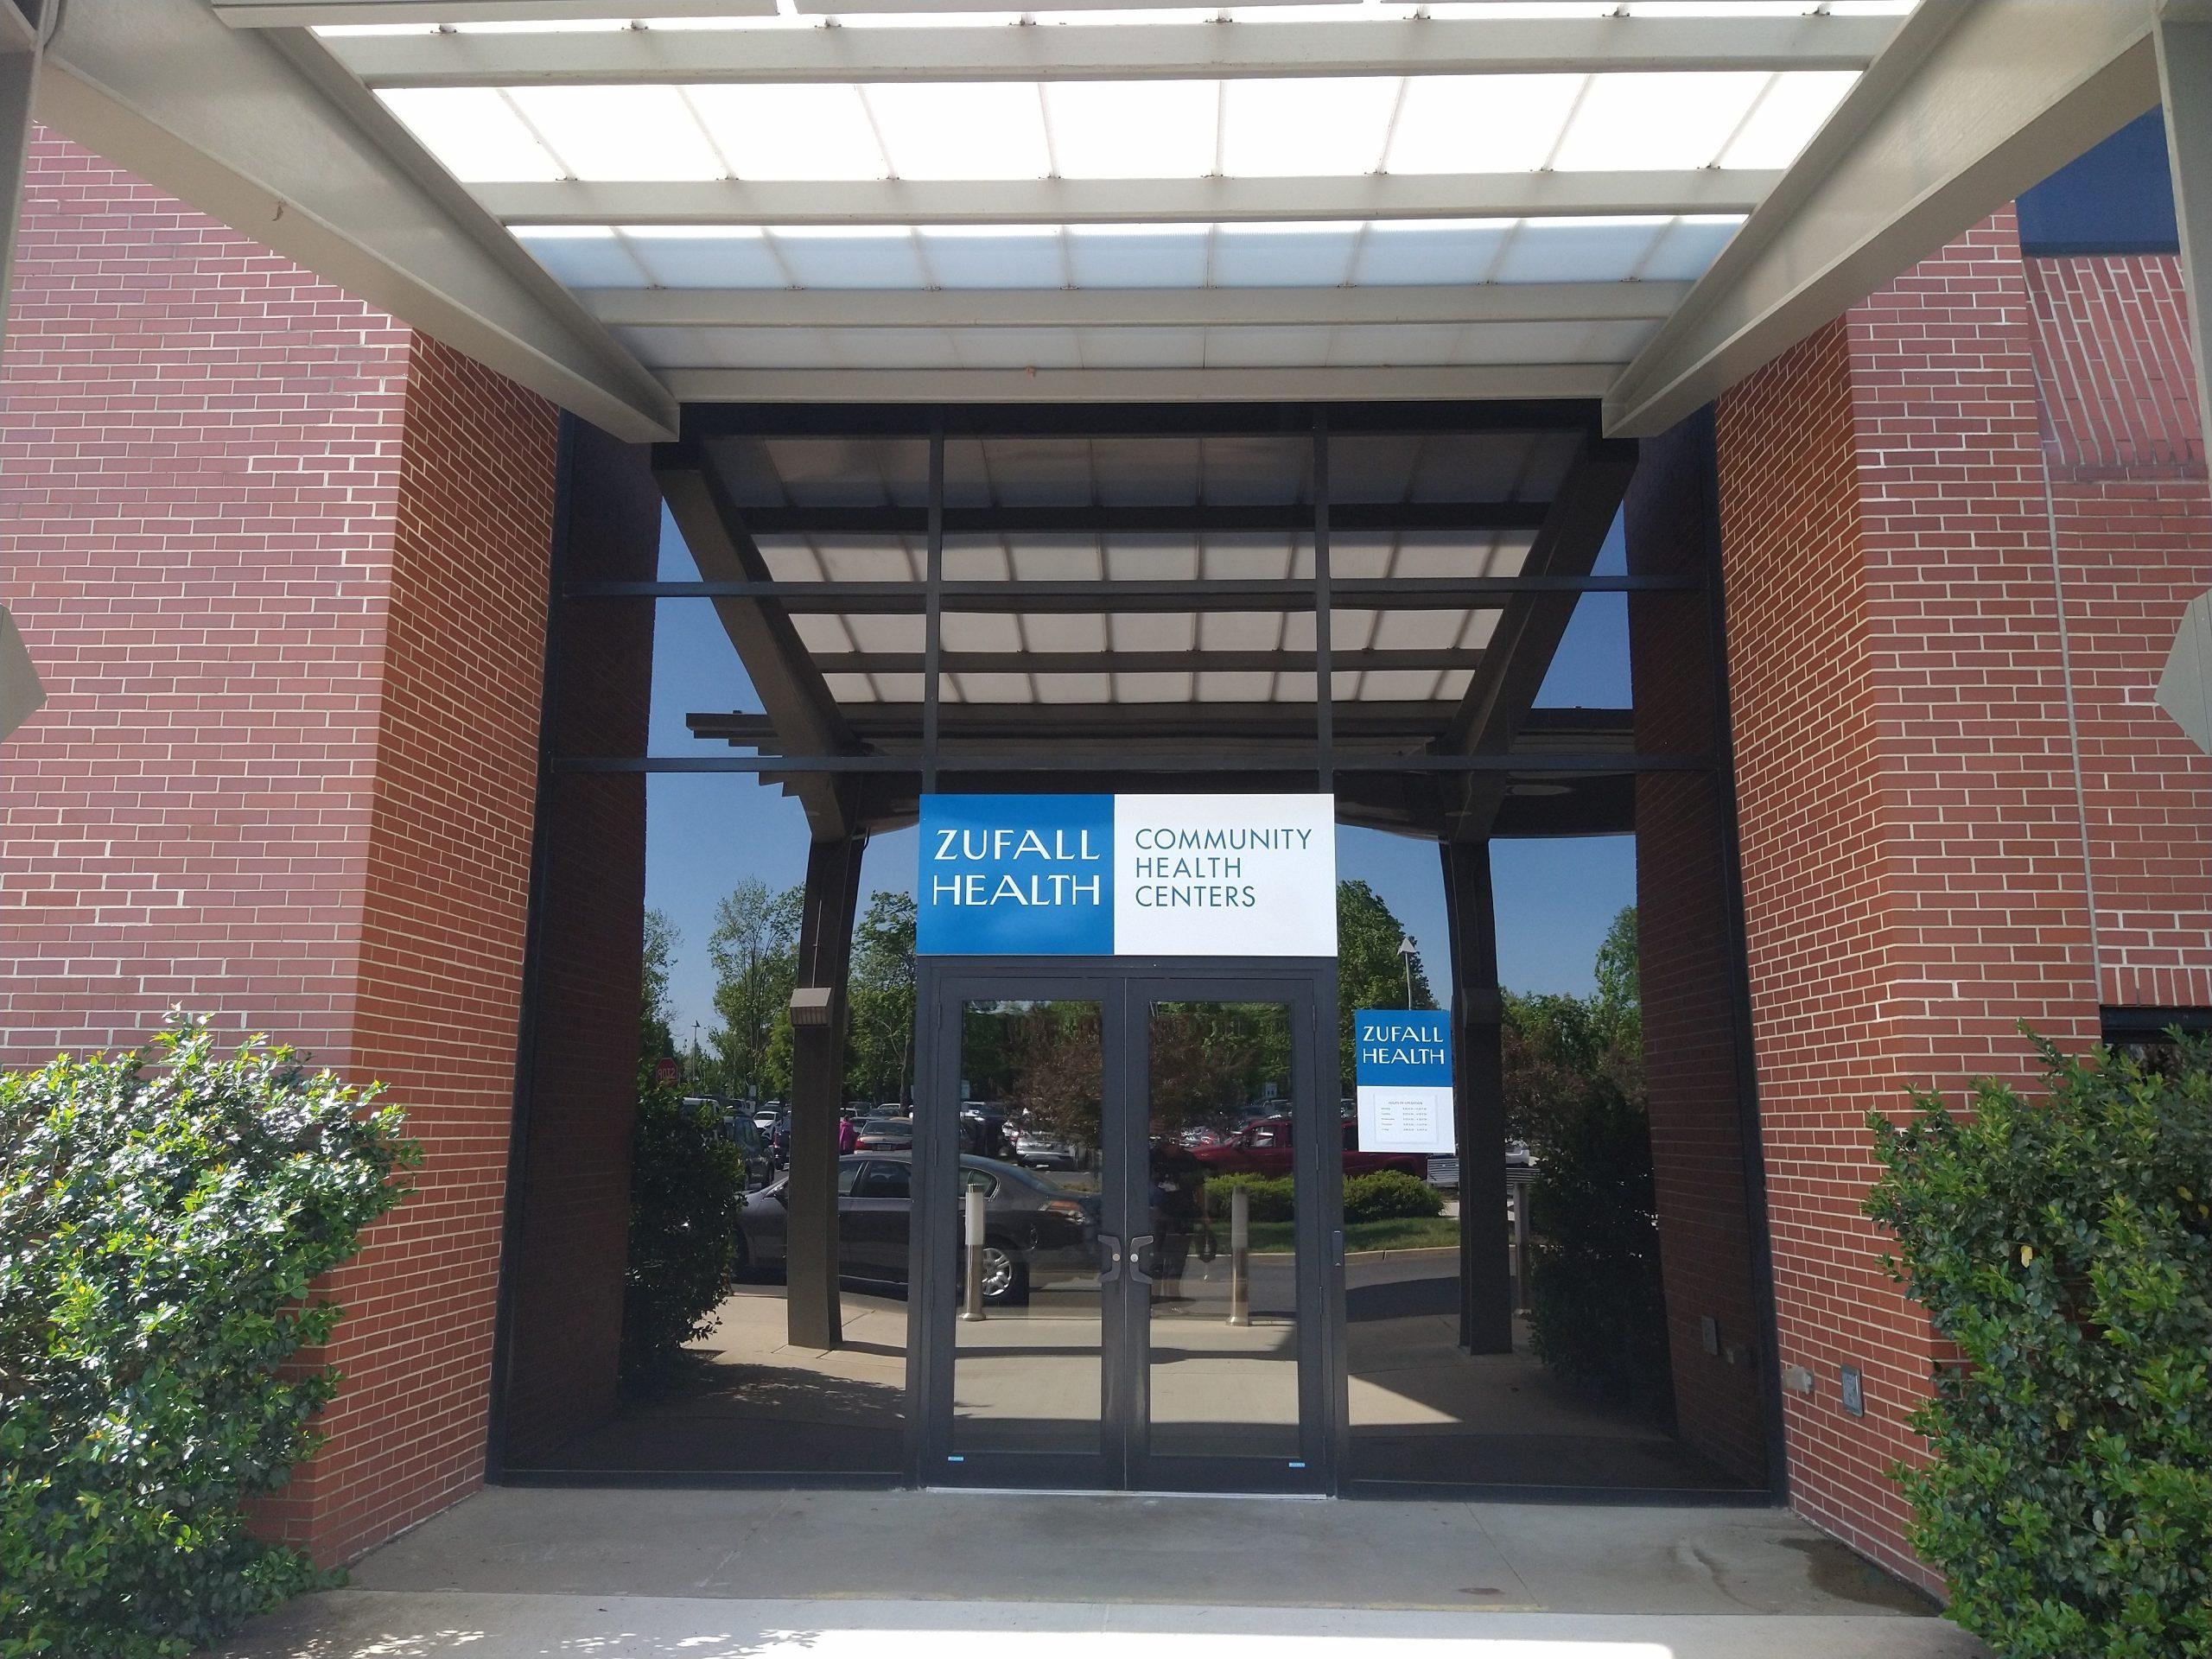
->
[648,400,1646,839]
[15,1,2195,449]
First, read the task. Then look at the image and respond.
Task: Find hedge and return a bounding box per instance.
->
[0,1017,416,1659]
[1202,1169,1442,1225]
[620,1086,751,1389]
[1866,1033,2211,1659]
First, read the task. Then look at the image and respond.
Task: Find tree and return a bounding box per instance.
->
[709,878,803,1103]
[846,890,918,1107]
[1335,879,1434,1092]
[1501,906,1669,1415]
[639,907,679,1068]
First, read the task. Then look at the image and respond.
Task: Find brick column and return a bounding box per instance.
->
[0,132,564,1566]
[1714,209,2127,1587]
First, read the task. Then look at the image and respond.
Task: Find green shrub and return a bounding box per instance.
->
[0,1016,416,1659]
[1198,1169,1441,1225]
[1203,1173,1295,1223]
[1866,1033,2212,1659]
[620,1085,749,1389]
[1344,1169,1445,1224]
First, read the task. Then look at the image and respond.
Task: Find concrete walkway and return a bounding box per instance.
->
[212,1487,1989,1659]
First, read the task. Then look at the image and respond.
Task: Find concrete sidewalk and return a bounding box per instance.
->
[211,1487,1989,1659]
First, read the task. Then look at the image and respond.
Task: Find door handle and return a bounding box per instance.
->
[1128,1234,1156,1286]
[1096,1234,1122,1284]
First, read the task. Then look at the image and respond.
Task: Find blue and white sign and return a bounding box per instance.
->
[919,792,1336,957]
[1354,1009,1456,1154]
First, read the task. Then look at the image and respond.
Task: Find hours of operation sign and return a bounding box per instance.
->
[1354,1009,1456,1155]
[918,792,1338,957]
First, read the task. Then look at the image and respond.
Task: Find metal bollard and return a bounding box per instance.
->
[961,1183,988,1322]
[1227,1183,1250,1326]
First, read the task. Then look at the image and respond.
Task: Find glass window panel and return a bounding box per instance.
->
[379,88,564,181]
[941,612,1025,652]
[952,1001,1107,1456]
[627,226,793,289]
[1554,71,1765,171]
[1046,79,1219,180]
[950,671,1036,702]
[766,228,929,289]
[1210,228,1360,289]
[513,226,651,287]
[1717,71,1859,169]
[1386,74,1582,174]
[1065,225,1211,289]
[1116,671,1197,702]
[1351,219,1515,286]
[506,85,724,181]
[689,84,891,181]
[1147,1001,1300,1459]
[1219,77,1398,176]
[866,82,1052,180]
[1491,218,1667,283]
[918,227,1069,289]
[1639,214,1745,282]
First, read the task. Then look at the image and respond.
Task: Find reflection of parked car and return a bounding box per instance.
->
[1011,1122,1090,1171]
[1190,1115,1426,1179]
[736,1153,1096,1305]
[960,1101,1012,1158]
[855,1116,914,1153]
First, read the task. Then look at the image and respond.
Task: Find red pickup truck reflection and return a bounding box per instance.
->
[1187,1115,1426,1179]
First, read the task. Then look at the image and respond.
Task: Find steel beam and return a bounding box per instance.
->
[1605,0,2164,437]
[677,400,1600,439]
[573,575,1695,613]
[735,501,1547,536]
[1440,437,1639,842]
[0,0,48,359]
[484,171,1773,229]
[661,365,1621,404]
[805,648,1490,677]
[35,0,677,441]
[2156,2,2212,440]
[330,14,1895,87]
[658,457,862,837]
[584,282,1690,333]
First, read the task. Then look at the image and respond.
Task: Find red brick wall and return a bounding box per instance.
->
[272,340,559,1565]
[0,131,409,1059]
[1625,412,1770,1488]
[2024,254,2212,1010]
[1,132,559,1565]
[1716,208,2203,1589]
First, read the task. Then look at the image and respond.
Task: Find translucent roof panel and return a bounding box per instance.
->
[520,217,1743,294]
[385,72,1856,184]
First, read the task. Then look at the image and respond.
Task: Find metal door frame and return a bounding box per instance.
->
[907,955,1343,1494]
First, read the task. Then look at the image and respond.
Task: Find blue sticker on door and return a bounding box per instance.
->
[918,793,1114,957]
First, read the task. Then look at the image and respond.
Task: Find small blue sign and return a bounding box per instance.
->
[1354,1011,1452,1086]
[918,794,1114,956]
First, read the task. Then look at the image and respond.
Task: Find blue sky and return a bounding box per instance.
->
[641,508,1636,1043]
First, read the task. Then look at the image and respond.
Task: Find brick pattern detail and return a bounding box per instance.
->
[1717,208,2207,1590]
[1625,413,1769,1488]
[2024,255,2212,1010]
[0,132,558,1566]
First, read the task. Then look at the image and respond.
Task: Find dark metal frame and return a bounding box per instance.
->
[908,956,1341,1494]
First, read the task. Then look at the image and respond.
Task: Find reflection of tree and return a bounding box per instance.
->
[1147,1005,1277,1140]
[1007,1003,1103,1147]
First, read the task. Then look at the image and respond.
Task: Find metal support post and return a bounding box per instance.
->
[785,831,865,1351]
[1227,1183,1251,1327]
[1442,836,1514,1354]
[961,1184,988,1322]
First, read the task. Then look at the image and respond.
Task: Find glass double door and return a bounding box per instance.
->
[912,966,1335,1492]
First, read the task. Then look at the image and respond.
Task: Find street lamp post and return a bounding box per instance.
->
[1398,934,1417,1008]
